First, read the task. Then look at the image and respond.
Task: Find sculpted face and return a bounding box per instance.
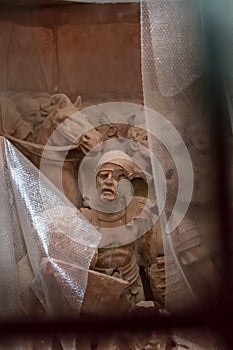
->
[96,163,128,202]
[16,97,41,123]
[128,126,149,148]
[95,124,118,141]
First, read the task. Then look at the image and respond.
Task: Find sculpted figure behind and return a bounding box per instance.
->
[0,97,33,140]
[80,151,173,349]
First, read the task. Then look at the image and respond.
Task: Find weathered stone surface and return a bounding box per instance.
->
[0,3,141,100]
[5,24,56,92]
[57,23,141,100]
[0,4,139,28]
[0,21,14,91]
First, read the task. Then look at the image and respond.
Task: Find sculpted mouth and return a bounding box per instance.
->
[102,188,114,194]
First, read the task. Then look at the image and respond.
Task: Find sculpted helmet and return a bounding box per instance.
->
[96,150,135,180]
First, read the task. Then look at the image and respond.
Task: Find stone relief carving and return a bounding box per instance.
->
[0,92,220,350]
[0,92,218,209]
[0,94,103,207]
[79,151,175,349]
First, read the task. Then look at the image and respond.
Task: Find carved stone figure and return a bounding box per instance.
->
[79,112,152,206]
[127,117,152,173]
[86,112,119,141]
[80,151,165,308]
[40,93,81,119]
[0,97,33,140]
[79,150,174,349]
[31,106,103,207]
[33,106,102,148]
[184,120,217,204]
[0,96,103,208]
[78,112,125,207]
[16,97,44,128]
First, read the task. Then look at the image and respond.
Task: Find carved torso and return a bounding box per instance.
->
[81,205,136,273]
[80,197,160,305]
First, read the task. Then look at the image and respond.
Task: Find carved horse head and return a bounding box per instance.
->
[32,106,103,208]
[34,106,103,154]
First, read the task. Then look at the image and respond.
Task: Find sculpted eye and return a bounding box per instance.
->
[117,172,127,181]
[98,172,109,180]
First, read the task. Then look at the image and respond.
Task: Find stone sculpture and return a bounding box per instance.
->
[0,97,33,140]
[0,94,103,208]
[0,93,219,349]
[0,89,218,210]
[79,111,152,206]
[16,97,44,128]
[86,112,119,141]
[127,123,151,172]
[80,151,165,307]
[79,150,175,349]
[77,149,217,346]
[40,93,81,119]
[32,106,103,208]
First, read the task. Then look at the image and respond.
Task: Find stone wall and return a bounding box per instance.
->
[0,3,142,103]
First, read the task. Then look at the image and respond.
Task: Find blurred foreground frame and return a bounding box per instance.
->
[0,0,232,349]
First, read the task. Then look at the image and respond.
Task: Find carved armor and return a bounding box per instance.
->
[81,195,165,308]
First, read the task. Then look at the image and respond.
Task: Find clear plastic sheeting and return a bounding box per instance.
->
[141,0,220,315]
[142,0,204,97]
[0,136,101,318]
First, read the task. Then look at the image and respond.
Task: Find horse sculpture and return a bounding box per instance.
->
[1,96,103,208]
[33,106,103,208]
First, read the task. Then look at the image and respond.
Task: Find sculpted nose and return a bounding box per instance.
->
[105,173,113,183]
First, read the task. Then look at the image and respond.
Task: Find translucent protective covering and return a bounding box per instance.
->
[0,136,101,318]
[141,0,220,313]
[142,0,204,97]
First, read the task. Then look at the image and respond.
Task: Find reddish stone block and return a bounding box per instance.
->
[0,21,14,91]
[5,24,56,92]
[57,22,142,100]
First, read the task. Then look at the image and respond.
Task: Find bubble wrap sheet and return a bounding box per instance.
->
[141,2,220,347]
[141,0,218,312]
[0,136,101,317]
[141,0,204,97]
